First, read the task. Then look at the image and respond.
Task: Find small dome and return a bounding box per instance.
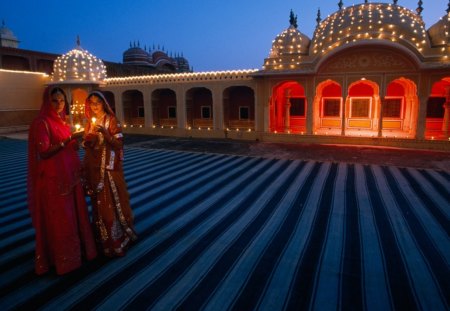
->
[311,3,428,56]
[52,42,107,84]
[269,25,311,57]
[0,21,19,48]
[428,13,450,47]
[263,11,311,71]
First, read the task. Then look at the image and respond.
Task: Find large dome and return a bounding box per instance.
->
[52,41,107,84]
[311,3,428,56]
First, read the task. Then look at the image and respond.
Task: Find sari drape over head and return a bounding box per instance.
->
[83,91,137,257]
[27,86,97,275]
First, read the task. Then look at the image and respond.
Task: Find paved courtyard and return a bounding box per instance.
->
[0,135,449,310]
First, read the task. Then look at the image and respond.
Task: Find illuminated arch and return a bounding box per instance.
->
[313,80,343,133]
[384,77,418,135]
[269,81,306,133]
[346,79,379,132]
[426,78,450,139]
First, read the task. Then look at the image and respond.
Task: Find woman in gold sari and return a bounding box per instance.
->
[82,91,137,257]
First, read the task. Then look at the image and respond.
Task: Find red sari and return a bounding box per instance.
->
[82,91,137,257]
[27,87,97,275]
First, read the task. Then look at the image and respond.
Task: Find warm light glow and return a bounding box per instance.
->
[91,117,96,125]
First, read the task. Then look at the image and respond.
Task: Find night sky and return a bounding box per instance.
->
[1,0,447,71]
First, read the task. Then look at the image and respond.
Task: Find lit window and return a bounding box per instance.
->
[383,97,403,118]
[322,98,341,117]
[289,98,306,116]
[350,97,372,118]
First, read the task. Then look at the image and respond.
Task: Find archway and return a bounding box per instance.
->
[186,87,213,129]
[313,80,342,135]
[346,79,379,136]
[152,88,177,127]
[382,78,417,137]
[223,86,255,131]
[426,79,450,139]
[122,90,144,126]
[270,81,306,133]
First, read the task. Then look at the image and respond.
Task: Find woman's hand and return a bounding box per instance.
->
[84,133,98,148]
[95,125,107,134]
[71,130,84,140]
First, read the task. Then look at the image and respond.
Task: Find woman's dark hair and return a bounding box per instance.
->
[50,87,67,104]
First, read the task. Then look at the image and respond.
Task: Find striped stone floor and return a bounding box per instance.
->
[0,138,449,310]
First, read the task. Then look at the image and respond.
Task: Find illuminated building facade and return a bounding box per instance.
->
[1,1,449,148]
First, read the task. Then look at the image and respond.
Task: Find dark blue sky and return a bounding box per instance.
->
[1,0,447,71]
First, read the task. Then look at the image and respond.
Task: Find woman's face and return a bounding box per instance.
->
[51,92,65,114]
[89,95,105,116]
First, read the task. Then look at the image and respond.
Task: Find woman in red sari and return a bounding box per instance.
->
[27,86,97,275]
[82,91,137,257]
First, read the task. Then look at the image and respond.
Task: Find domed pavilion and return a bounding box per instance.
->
[50,37,108,124]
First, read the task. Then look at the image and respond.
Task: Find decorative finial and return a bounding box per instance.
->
[393,0,398,4]
[316,8,321,26]
[289,9,298,28]
[76,35,80,47]
[447,0,450,14]
[365,0,368,3]
[338,0,343,9]
[416,0,423,15]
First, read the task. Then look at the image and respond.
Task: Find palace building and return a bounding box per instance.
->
[1,1,450,149]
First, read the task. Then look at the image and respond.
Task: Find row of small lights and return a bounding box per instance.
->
[122,124,254,132]
[53,47,107,82]
[121,124,449,140]
[105,69,259,84]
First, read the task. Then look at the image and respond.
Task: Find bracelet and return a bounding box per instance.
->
[60,141,65,148]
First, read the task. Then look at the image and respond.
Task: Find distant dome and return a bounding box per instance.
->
[428,12,450,47]
[174,54,191,72]
[52,41,107,84]
[311,3,428,56]
[0,21,19,48]
[123,43,152,66]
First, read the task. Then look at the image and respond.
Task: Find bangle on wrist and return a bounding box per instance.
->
[60,141,65,148]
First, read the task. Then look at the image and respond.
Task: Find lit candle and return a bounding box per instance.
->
[91,117,96,125]
[75,124,81,131]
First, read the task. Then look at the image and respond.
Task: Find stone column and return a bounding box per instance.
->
[284,89,291,133]
[442,86,450,138]
[143,90,153,128]
[176,89,187,129]
[341,89,348,136]
[213,87,224,130]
